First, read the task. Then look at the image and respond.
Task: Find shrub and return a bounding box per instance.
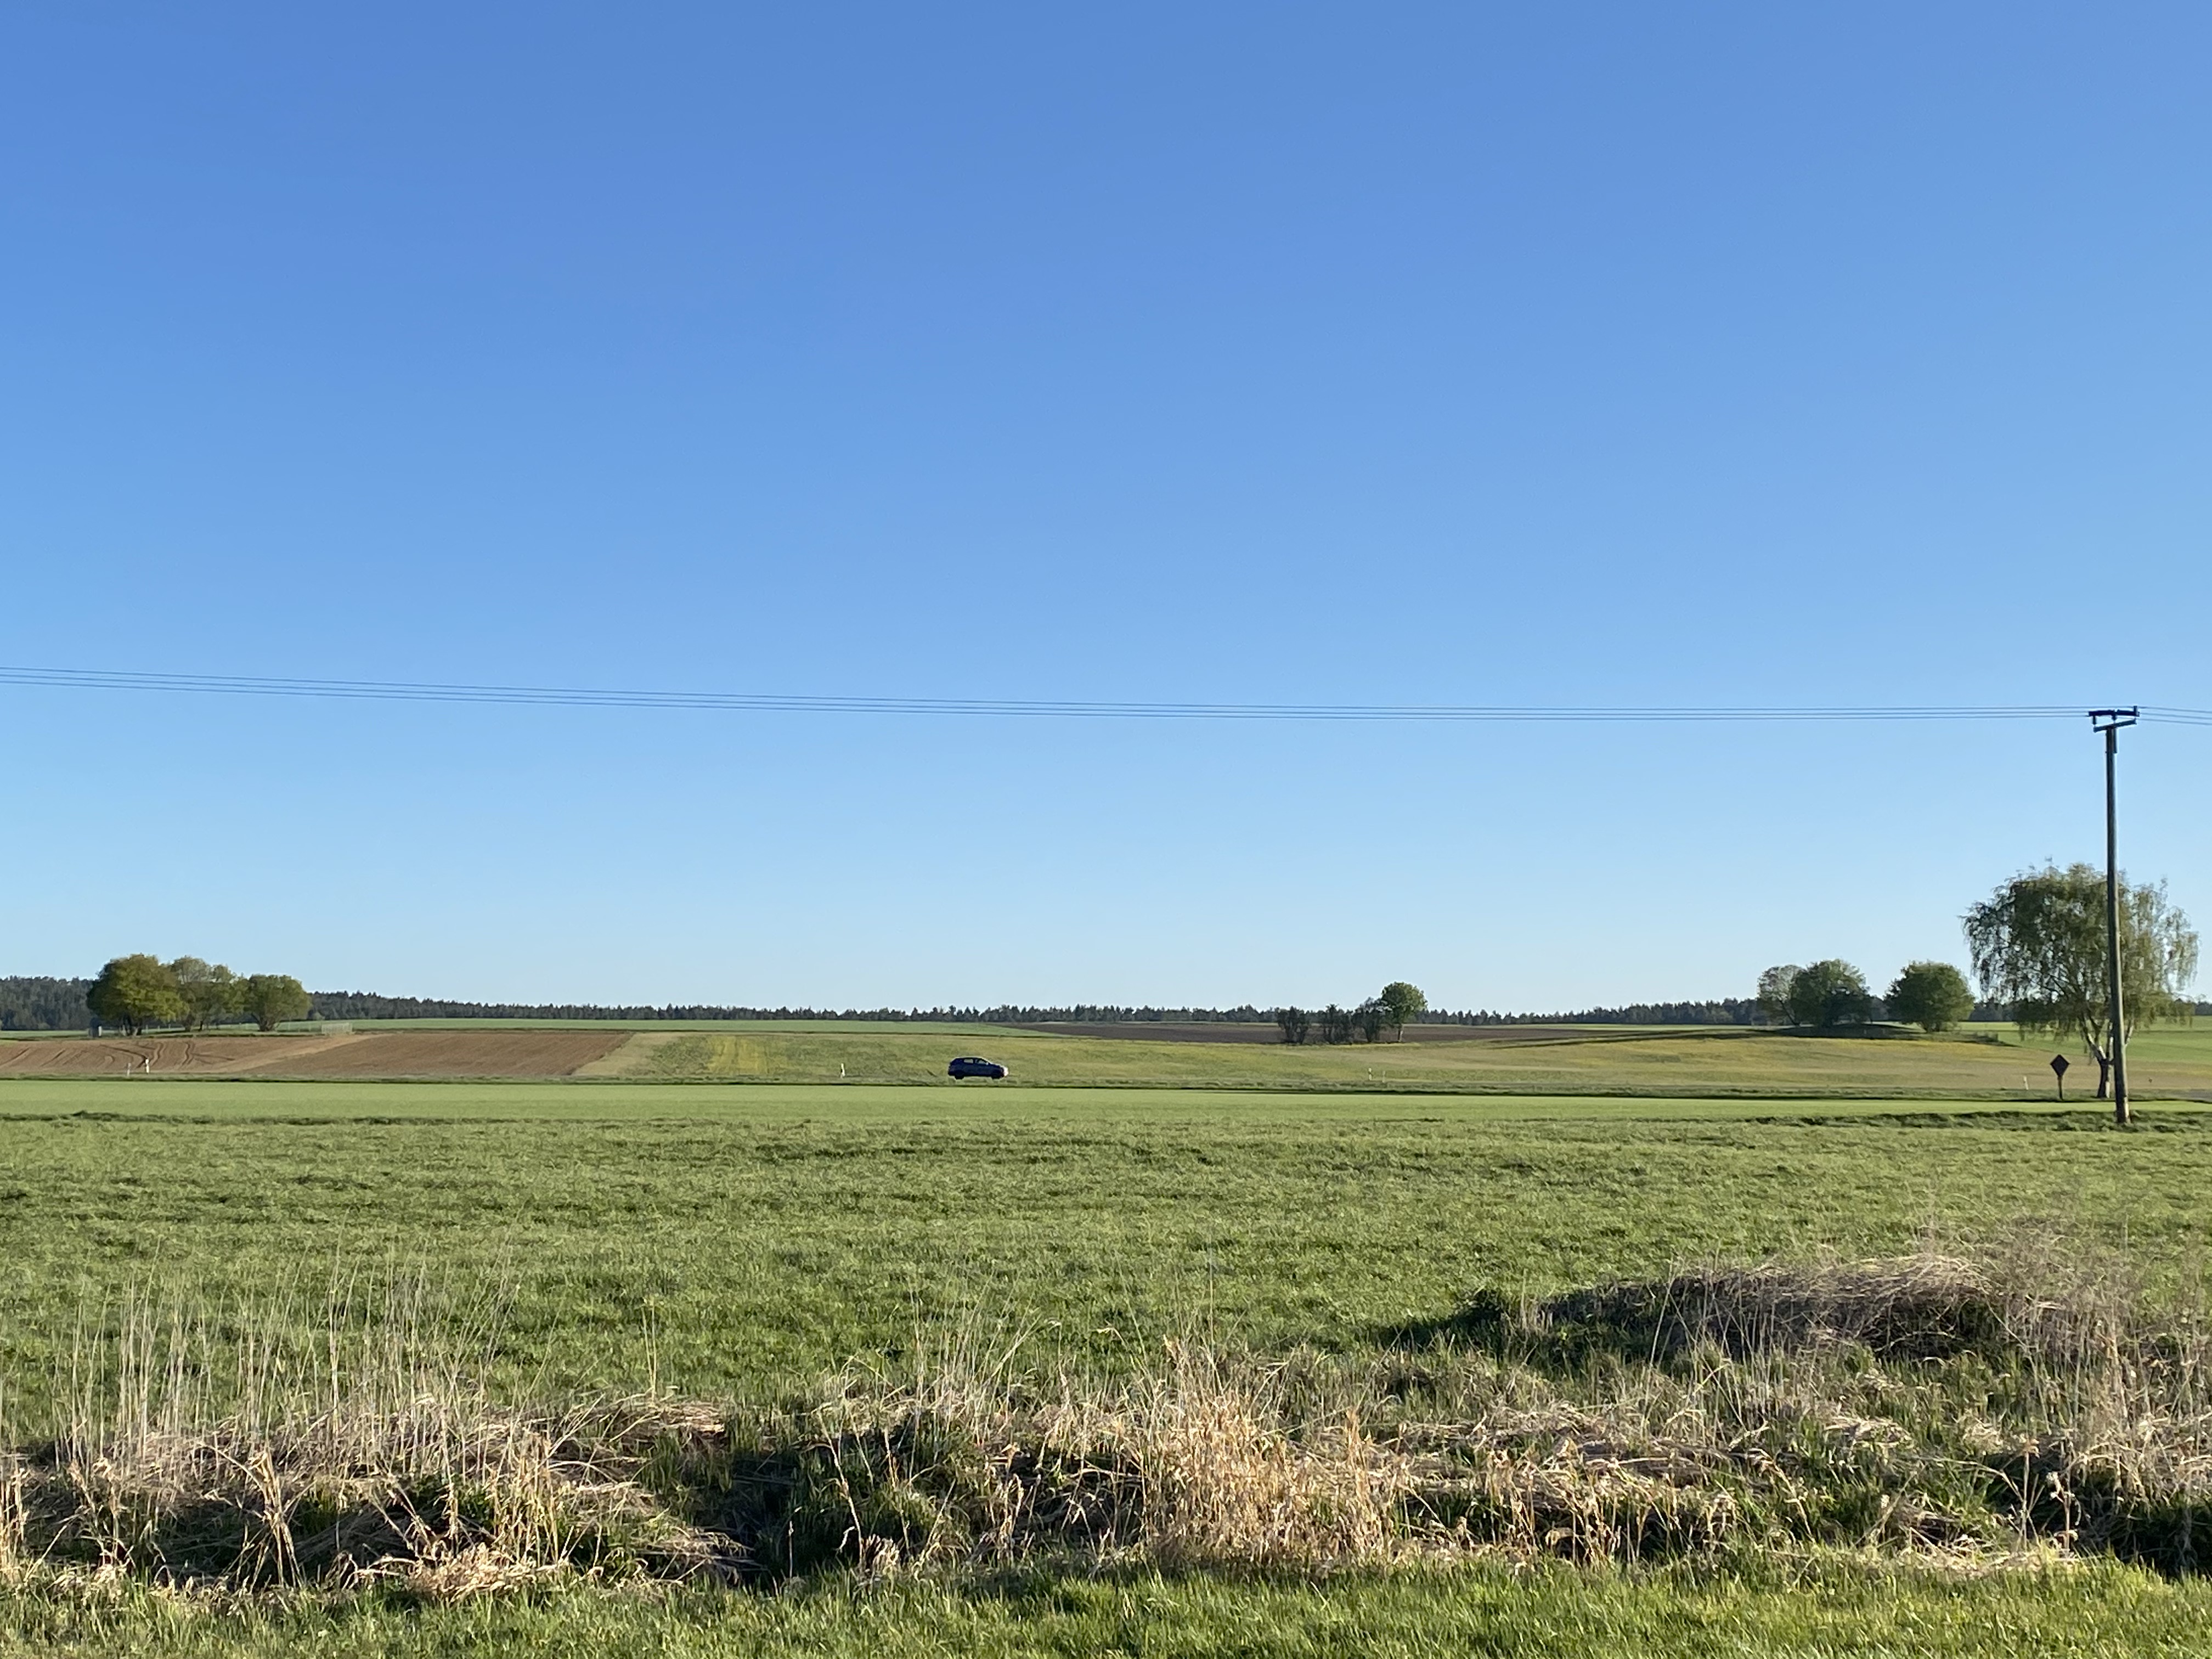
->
[1886,961,1974,1032]
[1784,960,1873,1030]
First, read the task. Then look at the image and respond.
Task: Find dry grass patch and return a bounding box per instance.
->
[8,1242,2212,1600]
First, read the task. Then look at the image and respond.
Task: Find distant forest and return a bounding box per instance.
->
[0,977,91,1031]
[302,993,1784,1025]
[305,994,1286,1024]
[5,977,2193,1033]
[6,981,1773,1030]
[1435,1000,1763,1025]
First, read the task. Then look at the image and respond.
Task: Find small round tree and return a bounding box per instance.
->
[1756,964,1802,1025]
[87,954,185,1036]
[169,957,241,1032]
[1377,981,1427,1041]
[1784,960,1873,1030]
[1886,961,1974,1032]
[240,974,312,1032]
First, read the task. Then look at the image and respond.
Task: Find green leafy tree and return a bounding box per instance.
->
[1756,964,1802,1025]
[239,974,311,1033]
[1785,960,1873,1030]
[1376,981,1427,1041]
[87,955,184,1036]
[1965,864,2198,1101]
[169,957,241,1031]
[1317,1005,1354,1044]
[1886,961,1975,1032]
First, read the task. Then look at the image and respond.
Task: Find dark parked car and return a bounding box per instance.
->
[947,1056,1009,1080]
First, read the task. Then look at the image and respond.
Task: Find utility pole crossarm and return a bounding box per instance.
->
[2089,709,2139,1126]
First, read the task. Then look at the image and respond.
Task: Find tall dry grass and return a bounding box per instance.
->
[5,1239,2212,1598]
[1,1271,714,1595]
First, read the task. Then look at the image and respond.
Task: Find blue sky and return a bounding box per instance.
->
[2,3,2206,1010]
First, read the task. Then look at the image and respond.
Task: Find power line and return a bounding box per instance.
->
[0,664,2196,724]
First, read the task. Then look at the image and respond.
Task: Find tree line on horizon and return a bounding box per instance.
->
[306,994,1295,1025]
[0,980,1815,1032]
[0,981,1798,1032]
[81,956,311,1036]
[1,865,2198,1057]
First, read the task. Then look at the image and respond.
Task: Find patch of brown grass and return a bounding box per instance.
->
[9,1243,2212,1599]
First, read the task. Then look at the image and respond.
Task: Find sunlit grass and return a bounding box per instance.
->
[7,1079,2211,1650]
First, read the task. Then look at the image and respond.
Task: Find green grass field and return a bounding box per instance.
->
[3,1081,2210,1416]
[10,1562,2212,1656]
[13,1018,2210,1099]
[6,1073,2212,1652]
[607,1022,2212,1098]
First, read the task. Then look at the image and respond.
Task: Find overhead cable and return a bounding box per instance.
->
[0,665,2191,725]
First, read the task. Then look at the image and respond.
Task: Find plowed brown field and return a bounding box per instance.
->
[280,1030,628,1077]
[0,1030,630,1079]
[0,1036,334,1075]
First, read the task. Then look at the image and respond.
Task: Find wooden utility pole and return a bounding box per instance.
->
[2090,709,2138,1125]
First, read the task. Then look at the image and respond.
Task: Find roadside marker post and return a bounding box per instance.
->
[2050,1053,2068,1101]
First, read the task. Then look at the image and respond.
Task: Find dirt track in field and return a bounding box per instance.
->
[1011,1022,1643,1045]
[0,1030,630,1079]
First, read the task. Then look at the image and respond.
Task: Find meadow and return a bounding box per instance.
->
[614,1021,2212,1097]
[6,1063,2212,1652]
[12,1019,2212,1099]
[10,1562,2212,1656]
[5,1081,2212,1405]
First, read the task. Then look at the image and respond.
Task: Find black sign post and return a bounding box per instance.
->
[2050,1053,2070,1102]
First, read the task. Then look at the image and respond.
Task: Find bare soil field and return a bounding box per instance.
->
[0,1035,341,1076]
[0,1030,630,1079]
[266,1029,630,1077]
[1017,1020,1756,1045]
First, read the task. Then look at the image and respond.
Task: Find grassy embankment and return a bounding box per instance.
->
[7,1020,2208,1098]
[7,1077,2212,1651]
[612,1022,2212,1099]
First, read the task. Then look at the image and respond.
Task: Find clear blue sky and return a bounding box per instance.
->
[2,4,2206,1011]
